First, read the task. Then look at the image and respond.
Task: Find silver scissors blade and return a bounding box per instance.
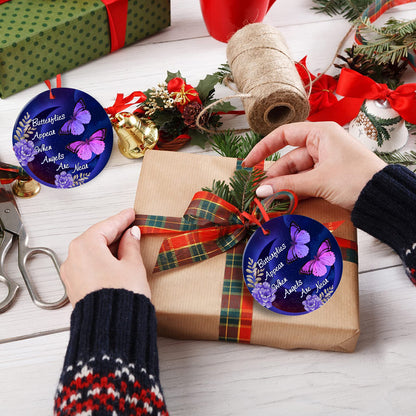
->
[0,184,23,237]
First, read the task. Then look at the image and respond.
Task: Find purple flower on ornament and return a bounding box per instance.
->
[13,139,37,166]
[252,281,276,309]
[55,171,74,188]
[302,294,323,312]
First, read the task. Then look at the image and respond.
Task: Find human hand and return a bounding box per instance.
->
[60,208,150,306]
[243,121,387,211]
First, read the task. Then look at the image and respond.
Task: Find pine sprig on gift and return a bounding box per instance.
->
[203,168,266,213]
[202,179,233,203]
[311,0,372,22]
[355,17,416,65]
[211,130,280,161]
[203,168,290,218]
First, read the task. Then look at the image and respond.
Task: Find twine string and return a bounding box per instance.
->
[196,24,352,136]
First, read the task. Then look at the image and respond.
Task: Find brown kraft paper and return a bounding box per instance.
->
[134,150,360,352]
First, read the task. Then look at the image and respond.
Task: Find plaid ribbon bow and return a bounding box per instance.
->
[135,189,297,273]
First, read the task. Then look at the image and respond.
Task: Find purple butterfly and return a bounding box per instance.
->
[59,98,91,136]
[287,221,310,263]
[300,239,336,277]
[66,129,106,160]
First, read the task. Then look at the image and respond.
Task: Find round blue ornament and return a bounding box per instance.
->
[243,215,343,315]
[12,88,113,188]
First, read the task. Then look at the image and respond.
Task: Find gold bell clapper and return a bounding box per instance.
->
[0,162,40,198]
[112,112,158,159]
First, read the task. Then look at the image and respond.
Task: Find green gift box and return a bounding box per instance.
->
[0,0,170,98]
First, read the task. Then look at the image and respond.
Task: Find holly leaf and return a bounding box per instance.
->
[210,101,237,113]
[150,109,175,127]
[196,74,220,101]
[189,129,209,148]
[165,70,184,83]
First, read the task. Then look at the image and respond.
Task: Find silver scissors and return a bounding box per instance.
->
[0,184,68,312]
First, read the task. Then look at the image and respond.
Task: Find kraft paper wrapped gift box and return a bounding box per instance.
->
[134,150,360,352]
[0,0,170,98]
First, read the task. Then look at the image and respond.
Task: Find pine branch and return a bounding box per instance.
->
[211,130,280,161]
[202,179,232,202]
[203,168,291,223]
[375,150,416,170]
[406,122,416,134]
[202,168,267,213]
[311,0,372,22]
[214,63,232,84]
[231,169,267,213]
[355,17,416,65]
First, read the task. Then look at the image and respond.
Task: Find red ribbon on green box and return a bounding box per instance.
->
[101,0,129,52]
[0,0,128,53]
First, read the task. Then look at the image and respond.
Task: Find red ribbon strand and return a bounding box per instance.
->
[100,0,129,53]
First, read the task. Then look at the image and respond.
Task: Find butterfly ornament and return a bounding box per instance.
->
[12,87,113,188]
[243,214,343,315]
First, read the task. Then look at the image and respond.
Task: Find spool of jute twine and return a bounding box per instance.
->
[226,23,310,136]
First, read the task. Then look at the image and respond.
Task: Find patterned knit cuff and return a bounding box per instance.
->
[352,164,416,279]
[64,288,159,377]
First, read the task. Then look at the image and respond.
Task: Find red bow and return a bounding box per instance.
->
[309,68,416,125]
[105,91,147,119]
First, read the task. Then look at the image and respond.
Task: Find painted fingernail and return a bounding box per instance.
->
[130,226,141,240]
[256,184,274,198]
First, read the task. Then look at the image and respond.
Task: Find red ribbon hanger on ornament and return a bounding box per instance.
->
[309,68,416,126]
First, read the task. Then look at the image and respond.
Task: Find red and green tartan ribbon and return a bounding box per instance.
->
[135,189,296,273]
[219,243,254,343]
[355,0,416,69]
[335,237,359,264]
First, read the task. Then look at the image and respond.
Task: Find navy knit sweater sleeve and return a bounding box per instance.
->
[352,164,416,286]
[54,289,168,415]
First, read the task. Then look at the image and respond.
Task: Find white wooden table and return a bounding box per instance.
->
[1,1,416,415]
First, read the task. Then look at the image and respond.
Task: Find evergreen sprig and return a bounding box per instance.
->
[211,130,280,161]
[355,17,416,64]
[203,168,266,213]
[311,0,372,22]
[203,168,290,219]
[375,150,416,170]
[214,63,232,84]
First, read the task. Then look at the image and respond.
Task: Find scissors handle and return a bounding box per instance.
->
[0,231,20,313]
[18,235,68,310]
[0,274,19,313]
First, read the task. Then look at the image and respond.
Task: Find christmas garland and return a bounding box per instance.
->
[106,66,238,153]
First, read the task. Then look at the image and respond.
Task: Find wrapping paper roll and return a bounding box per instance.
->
[227,23,310,136]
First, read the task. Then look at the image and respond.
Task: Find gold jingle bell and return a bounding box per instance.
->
[12,178,41,198]
[112,112,158,159]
